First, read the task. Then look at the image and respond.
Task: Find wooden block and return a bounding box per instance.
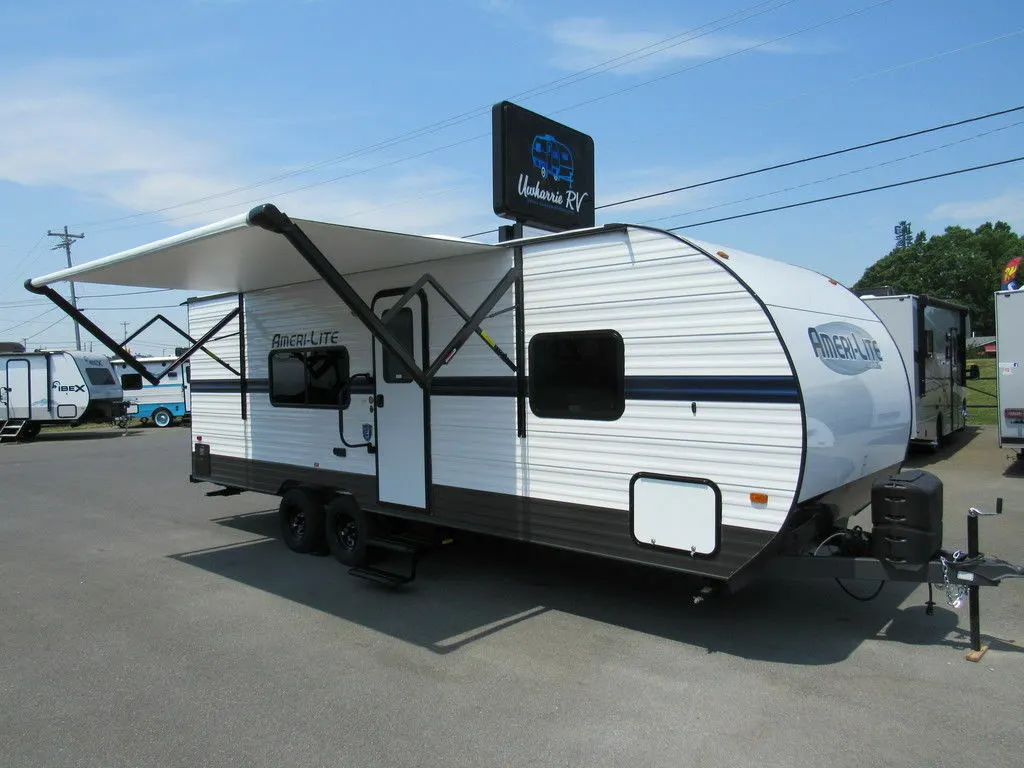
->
[966,645,990,662]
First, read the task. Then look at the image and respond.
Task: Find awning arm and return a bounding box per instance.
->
[248,204,430,388]
[381,273,517,373]
[123,313,241,377]
[24,280,239,386]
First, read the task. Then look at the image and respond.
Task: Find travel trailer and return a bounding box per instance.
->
[112,356,191,427]
[0,347,124,441]
[995,289,1024,461]
[24,204,924,592]
[860,293,969,449]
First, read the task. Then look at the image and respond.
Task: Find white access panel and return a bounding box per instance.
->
[631,476,720,555]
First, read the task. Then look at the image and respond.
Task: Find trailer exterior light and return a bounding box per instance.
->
[750,492,768,504]
[715,250,730,260]
[1006,409,1024,420]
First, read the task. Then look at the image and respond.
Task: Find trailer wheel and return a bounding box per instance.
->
[19,421,41,442]
[325,495,373,567]
[152,408,173,428]
[278,488,327,554]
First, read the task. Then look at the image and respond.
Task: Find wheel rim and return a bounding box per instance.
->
[155,411,170,427]
[336,516,358,552]
[287,507,306,539]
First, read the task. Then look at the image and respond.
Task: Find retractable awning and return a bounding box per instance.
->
[29,206,498,293]
[26,204,518,395]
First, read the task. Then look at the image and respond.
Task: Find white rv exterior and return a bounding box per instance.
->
[111,356,191,427]
[0,350,123,440]
[27,211,912,586]
[861,294,969,448]
[995,289,1024,459]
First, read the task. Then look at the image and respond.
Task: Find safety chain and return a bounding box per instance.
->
[939,551,969,608]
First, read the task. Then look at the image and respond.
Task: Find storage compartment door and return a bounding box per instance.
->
[630,475,721,557]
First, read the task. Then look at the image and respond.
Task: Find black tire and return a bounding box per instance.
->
[152,408,173,428]
[278,488,327,554]
[19,421,41,442]
[932,415,944,453]
[324,495,373,567]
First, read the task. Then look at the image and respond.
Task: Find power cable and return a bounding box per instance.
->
[0,235,46,299]
[665,155,1024,231]
[641,119,1024,225]
[0,305,58,331]
[73,0,799,230]
[552,0,897,115]
[599,105,1024,211]
[25,315,69,340]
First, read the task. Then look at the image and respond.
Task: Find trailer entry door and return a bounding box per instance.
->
[4,359,32,420]
[373,293,427,509]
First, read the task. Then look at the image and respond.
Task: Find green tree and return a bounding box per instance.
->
[894,220,913,249]
[853,221,1024,334]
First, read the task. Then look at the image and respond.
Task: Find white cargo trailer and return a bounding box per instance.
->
[995,289,1024,461]
[0,348,124,441]
[24,205,919,590]
[860,294,969,449]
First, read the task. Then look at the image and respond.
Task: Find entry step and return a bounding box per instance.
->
[348,565,413,587]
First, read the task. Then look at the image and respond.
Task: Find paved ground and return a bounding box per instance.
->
[1,426,1022,767]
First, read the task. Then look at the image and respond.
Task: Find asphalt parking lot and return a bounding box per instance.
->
[1,426,1022,768]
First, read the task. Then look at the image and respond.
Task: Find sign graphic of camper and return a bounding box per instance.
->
[531,135,575,185]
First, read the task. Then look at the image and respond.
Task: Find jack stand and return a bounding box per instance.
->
[965,498,1002,662]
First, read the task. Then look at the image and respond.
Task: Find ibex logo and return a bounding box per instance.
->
[52,380,86,393]
[808,323,884,375]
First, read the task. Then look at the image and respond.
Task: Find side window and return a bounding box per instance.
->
[269,347,350,408]
[382,307,414,384]
[528,330,625,421]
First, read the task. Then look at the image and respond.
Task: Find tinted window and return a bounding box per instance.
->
[269,347,350,408]
[528,330,625,420]
[85,367,116,386]
[382,308,414,384]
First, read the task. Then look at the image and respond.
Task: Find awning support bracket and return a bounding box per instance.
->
[247,203,519,389]
[23,281,239,386]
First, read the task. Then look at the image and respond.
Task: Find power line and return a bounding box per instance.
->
[640,119,1024,225]
[79,305,183,311]
[0,306,60,335]
[665,155,1024,231]
[599,105,1024,211]
[0,235,46,299]
[552,0,897,115]
[73,0,799,231]
[25,314,69,341]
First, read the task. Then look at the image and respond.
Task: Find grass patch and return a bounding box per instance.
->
[966,357,998,426]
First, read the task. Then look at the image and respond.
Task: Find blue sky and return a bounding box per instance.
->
[1,0,1022,353]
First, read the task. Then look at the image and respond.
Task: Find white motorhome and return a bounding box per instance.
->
[24,205,914,591]
[0,347,124,441]
[111,356,191,427]
[995,289,1024,461]
[860,293,969,449]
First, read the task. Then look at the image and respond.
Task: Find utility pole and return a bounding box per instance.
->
[47,226,85,351]
[121,321,130,340]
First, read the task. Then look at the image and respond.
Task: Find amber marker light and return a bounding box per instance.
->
[750,492,768,504]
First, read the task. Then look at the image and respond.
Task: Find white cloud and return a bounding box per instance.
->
[546,17,791,73]
[930,192,1024,225]
[0,60,489,237]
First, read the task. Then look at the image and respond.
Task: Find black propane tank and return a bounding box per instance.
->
[870,469,943,564]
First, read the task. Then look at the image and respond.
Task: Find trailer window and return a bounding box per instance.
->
[382,307,414,384]
[269,347,350,408]
[528,330,625,421]
[85,367,116,386]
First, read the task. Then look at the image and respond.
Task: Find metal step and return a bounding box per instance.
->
[0,419,27,441]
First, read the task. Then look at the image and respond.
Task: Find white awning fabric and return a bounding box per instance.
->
[29,209,499,293]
